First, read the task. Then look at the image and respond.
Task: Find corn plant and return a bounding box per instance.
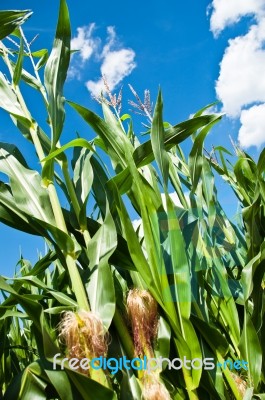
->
[0,1,264,399]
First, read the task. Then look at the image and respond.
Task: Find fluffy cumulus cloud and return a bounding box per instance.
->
[68,24,136,95]
[71,23,98,61]
[86,27,136,96]
[216,21,265,117]
[68,24,99,79]
[238,104,265,148]
[86,49,136,96]
[209,0,265,148]
[209,0,265,36]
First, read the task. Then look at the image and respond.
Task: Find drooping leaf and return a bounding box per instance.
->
[0,10,32,40]
[0,72,31,128]
[0,142,55,224]
[189,116,221,192]
[134,114,222,168]
[42,138,95,163]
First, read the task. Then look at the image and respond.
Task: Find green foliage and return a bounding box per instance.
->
[0,2,264,400]
[0,10,32,41]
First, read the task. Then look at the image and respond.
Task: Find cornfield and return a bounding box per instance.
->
[0,1,264,399]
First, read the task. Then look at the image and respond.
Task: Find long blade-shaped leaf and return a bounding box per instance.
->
[134,114,222,168]
[44,0,70,148]
[239,310,262,390]
[86,203,116,329]
[0,10,32,40]
[0,143,55,224]
[0,72,31,128]
[151,90,169,189]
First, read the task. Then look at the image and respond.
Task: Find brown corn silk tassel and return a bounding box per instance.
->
[127,289,171,400]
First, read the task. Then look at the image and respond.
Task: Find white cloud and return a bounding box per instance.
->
[86,49,136,96]
[71,23,99,62]
[238,103,265,148]
[102,26,116,57]
[216,21,265,117]
[68,24,136,92]
[86,28,136,97]
[209,0,265,36]
[209,0,265,148]
[68,24,99,80]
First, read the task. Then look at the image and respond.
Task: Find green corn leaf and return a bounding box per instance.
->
[189,116,221,192]
[29,49,48,57]
[66,369,118,400]
[9,275,49,290]
[192,101,220,118]
[90,155,110,218]
[241,240,265,301]
[0,10,32,40]
[62,209,136,270]
[44,306,75,314]
[0,277,42,331]
[133,114,222,168]
[42,138,95,162]
[120,113,131,121]
[0,184,46,236]
[108,167,132,195]
[0,182,55,242]
[151,90,169,189]
[27,251,57,277]
[214,146,233,156]
[106,179,157,295]
[0,72,31,128]
[239,310,262,390]
[73,150,93,202]
[34,218,75,254]
[154,316,171,359]
[85,202,116,329]
[48,291,77,306]
[201,158,216,230]
[13,36,24,86]
[168,154,189,209]
[73,148,93,227]
[14,64,43,91]
[0,146,75,255]
[4,362,48,400]
[44,0,70,148]
[68,100,134,170]
[257,147,265,175]
[191,315,229,356]
[0,310,28,320]
[36,50,49,70]
[164,194,202,388]
[210,259,241,345]
[44,367,75,400]
[0,142,55,224]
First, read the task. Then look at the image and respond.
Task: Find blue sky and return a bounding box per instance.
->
[0,0,265,276]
